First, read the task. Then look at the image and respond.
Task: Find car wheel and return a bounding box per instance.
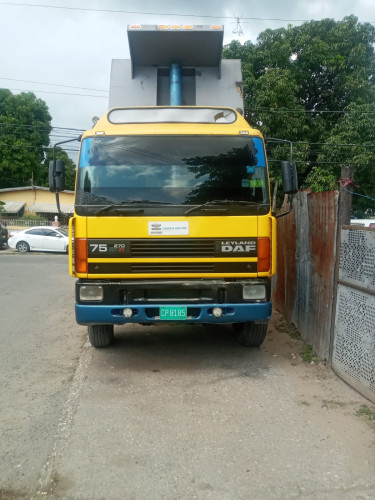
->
[232,321,268,347]
[16,241,30,253]
[88,324,114,348]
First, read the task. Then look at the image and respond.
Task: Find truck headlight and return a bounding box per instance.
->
[80,285,104,301]
[243,284,266,300]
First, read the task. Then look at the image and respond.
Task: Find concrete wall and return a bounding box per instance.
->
[109,61,158,108]
[109,59,243,110]
[195,61,243,109]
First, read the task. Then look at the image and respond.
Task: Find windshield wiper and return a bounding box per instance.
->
[184,200,258,216]
[95,200,172,216]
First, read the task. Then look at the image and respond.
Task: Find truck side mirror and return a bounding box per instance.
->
[49,160,66,192]
[281,161,298,194]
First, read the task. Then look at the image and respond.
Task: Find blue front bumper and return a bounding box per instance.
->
[76,302,272,325]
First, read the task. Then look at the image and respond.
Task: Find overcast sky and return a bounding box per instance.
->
[0,0,374,159]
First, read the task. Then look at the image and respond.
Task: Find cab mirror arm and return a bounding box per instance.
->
[265,138,298,219]
[49,136,81,217]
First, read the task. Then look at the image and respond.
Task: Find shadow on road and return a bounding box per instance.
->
[89,323,273,379]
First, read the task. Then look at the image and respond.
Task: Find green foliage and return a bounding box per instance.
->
[21,213,46,221]
[317,103,375,210]
[355,405,375,420]
[278,322,301,340]
[223,16,375,209]
[0,90,52,188]
[302,167,338,192]
[0,90,77,191]
[300,344,319,363]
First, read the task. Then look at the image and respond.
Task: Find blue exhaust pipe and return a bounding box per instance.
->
[170,63,182,105]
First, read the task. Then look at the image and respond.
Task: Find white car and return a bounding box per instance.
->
[8,226,69,253]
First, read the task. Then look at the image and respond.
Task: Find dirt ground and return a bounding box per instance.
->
[266,309,375,433]
[1,252,374,500]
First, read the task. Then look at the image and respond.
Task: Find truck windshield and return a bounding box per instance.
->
[76,135,270,211]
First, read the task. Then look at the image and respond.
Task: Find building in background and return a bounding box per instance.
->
[0,186,74,221]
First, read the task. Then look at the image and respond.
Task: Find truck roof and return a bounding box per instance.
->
[84,106,264,139]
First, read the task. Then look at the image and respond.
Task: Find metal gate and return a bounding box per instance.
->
[332,227,375,403]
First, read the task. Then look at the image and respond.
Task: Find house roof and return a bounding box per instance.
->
[1,201,26,213]
[0,186,74,194]
[26,202,74,214]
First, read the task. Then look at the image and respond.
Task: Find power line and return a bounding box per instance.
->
[0,2,373,24]
[293,141,375,148]
[0,2,307,20]
[0,123,85,132]
[0,142,79,152]
[247,108,375,115]
[269,141,375,149]
[52,126,85,132]
[0,77,108,93]
[1,87,108,98]
[268,159,373,165]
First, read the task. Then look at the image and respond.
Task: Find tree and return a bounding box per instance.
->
[315,103,375,214]
[223,16,375,209]
[0,90,52,188]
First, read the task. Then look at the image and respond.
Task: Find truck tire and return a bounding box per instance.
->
[232,321,268,347]
[88,324,114,348]
[17,241,30,253]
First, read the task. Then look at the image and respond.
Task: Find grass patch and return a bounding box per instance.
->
[300,344,319,363]
[355,404,375,421]
[278,322,301,340]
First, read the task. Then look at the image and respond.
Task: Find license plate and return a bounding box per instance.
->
[159,306,187,320]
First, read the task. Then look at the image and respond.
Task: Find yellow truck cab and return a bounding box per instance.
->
[50,25,297,348]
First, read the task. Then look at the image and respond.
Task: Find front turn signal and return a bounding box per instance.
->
[75,238,88,274]
[258,237,271,273]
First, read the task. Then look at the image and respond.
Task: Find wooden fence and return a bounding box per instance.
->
[273,190,339,360]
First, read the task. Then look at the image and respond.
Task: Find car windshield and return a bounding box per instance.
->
[57,228,68,236]
[75,135,270,209]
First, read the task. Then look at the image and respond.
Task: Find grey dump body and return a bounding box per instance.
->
[109,25,244,110]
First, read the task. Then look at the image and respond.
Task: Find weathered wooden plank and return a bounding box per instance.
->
[273,190,339,360]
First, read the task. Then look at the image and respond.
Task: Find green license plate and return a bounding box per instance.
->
[159,306,187,320]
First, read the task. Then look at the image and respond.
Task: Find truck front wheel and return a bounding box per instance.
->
[88,324,114,348]
[232,322,268,347]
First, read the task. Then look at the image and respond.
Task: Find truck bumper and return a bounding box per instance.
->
[75,302,272,325]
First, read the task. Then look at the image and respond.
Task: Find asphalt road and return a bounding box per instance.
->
[0,251,374,500]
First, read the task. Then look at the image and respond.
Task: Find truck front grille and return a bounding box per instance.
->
[130,239,215,257]
[131,263,214,273]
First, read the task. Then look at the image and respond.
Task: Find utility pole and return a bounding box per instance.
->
[337,166,354,226]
